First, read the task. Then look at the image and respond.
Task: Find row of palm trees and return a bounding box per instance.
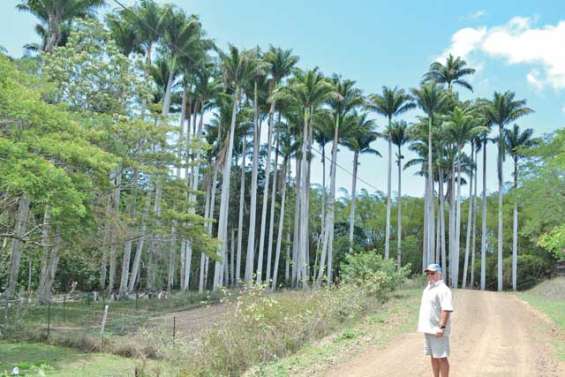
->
[15,0,535,293]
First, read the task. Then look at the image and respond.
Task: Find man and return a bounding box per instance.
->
[417,263,454,377]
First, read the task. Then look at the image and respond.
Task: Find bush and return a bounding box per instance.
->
[340,251,410,298]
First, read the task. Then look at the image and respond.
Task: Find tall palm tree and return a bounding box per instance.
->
[256,47,297,284]
[274,68,336,287]
[367,87,415,260]
[484,91,533,291]
[444,106,486,287]
[316,76,363,285]
[424,54,475,93]
[243,47,269,283]
[17,0,105,52]
[504,124,537,290]
[411,83,449,269]
[213,45,255,289]
[387,120,410,266]
[342,114,380,253]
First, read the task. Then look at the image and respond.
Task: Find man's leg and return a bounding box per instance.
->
[438,357,449,377]
[430,357,440,377]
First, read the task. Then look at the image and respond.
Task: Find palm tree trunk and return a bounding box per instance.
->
[348,152,359,253]
[396,145,403,267]
[317,116,340,285]
[199,173,213,293]
[427,116,435,268]
[128,196,149,292]
[162,66,175,116]
[236,136,246,285]
[470,151,478,288]
[449,164,456,286]
[497,125,504,291]
[292,156,301,287]
[272,159,288,291]
[266,136,280,284]
[256,102,276,284]
[244,81,261,282]
[454,153,462,288]
[439,170,447,273]
[298,110,311,288]
[385,119,392,259]
[480,140,488,290]
[422,174,429,272]
[214,89,240,289]
[512,156,518,291]
[462,148,474,288]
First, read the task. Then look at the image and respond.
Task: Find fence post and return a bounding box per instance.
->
[63,295,67,322]
[172,316,176,345]
[135,291,139,311]
[47,301,51,340]
[100,304,109,346]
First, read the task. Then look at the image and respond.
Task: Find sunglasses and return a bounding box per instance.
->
[425,271,436,275]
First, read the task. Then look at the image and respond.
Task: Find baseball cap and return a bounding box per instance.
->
[424,263,442,273]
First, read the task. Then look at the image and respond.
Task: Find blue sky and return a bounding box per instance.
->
[2,0,564,196]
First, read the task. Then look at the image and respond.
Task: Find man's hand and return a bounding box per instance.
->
[435,328,444,337]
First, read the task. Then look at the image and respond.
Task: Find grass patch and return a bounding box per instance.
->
[244,288,421,377]
[517,277,565,361]
[0,341,139,376]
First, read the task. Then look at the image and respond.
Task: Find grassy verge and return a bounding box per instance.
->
[244,288,421,377]
[517,277,565,361]
[0,341,139,377]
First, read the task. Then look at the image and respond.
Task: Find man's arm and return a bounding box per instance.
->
[436,310,451,337]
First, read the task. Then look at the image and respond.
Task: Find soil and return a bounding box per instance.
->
[323,289,564,377]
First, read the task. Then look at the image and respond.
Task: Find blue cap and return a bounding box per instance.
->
[424,263,442,273]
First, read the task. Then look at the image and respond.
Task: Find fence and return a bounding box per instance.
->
[0,290,225,354]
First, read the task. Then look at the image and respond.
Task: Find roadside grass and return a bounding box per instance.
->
[517,277,565,361]
[244,288,421,377]
[0,341,140,377]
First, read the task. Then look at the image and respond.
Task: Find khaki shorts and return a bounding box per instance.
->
[424,333,450,358]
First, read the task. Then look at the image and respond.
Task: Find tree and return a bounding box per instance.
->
[367,87,415,259]
[342,114,379,253]
[275,68,335,287]
[316,76,363,285]
[214,45,255,289]
[504,124,537,290]
[484,91,533,291]
[411,83,448,270]
[256,46,297,284]
[17,0,105,52]
[424,54,475,92]
[443,106,486,287]
[387,121,410,266]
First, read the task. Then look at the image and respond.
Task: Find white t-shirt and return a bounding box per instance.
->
[417,280,454,336]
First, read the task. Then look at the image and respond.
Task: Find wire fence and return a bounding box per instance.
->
[0,290,225,351]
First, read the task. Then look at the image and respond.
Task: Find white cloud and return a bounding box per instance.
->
[441,17,565,90]
[561,105,565,113]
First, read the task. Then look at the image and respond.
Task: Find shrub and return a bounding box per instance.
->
[340,251,410,298]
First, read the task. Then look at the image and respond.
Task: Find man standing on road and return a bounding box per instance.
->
[418,263,454,377]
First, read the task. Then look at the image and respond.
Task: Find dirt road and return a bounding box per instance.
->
[325,290,563,377]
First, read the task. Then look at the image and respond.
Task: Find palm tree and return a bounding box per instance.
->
[387,121,410,266]
[484,91,533,291]
[256,47,297,284]
[316,76,363,285]
[443,106,486,287]
[411,83,449,269]
[367,87,415,260]
[17,0,105,52]
[424,54,475,93]
[504,124,537,290]
[213,45,255,289]
[274,68,335,287]
[342,114,380,252]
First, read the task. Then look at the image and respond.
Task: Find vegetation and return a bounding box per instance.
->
[0,1,563,375]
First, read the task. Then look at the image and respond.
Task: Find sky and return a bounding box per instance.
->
[2,0,564,197]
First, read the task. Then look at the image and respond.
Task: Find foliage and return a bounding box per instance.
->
[340,252,410,298]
